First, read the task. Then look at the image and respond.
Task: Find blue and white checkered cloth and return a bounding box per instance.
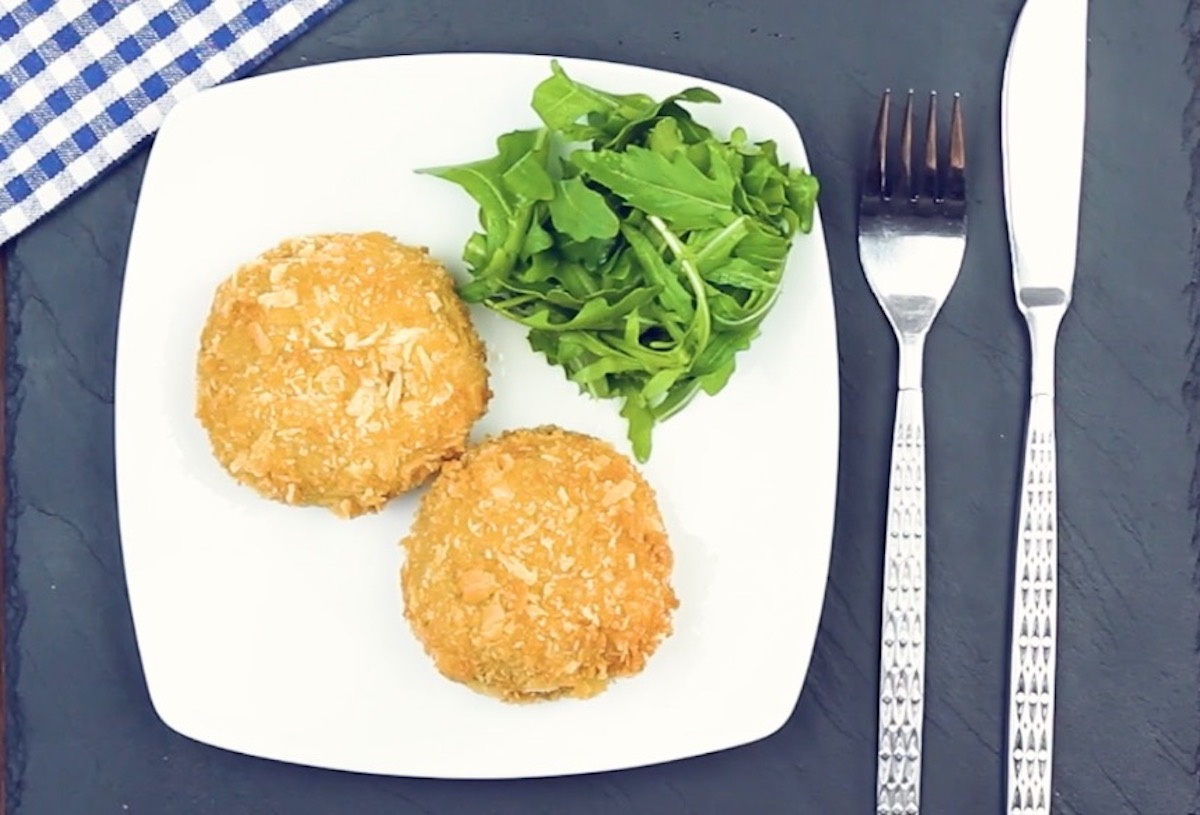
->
[0,0,347,244]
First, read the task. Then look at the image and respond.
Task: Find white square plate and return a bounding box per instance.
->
[115,53,839,779]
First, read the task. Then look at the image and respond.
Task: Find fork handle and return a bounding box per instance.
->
[876,385,926,815]
[1005,392,1058,815]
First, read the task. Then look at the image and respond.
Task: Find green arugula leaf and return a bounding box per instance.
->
[646,117,686,157]
[417,128,538,242]
[559,234,617,269]
[502,150,554,202]
[620,393,655,462]
[569,355,653,386]
[520,217,554,258]
[503,287,661,332]
[532,60,656,132]
[572,145,736,230]
[690,215,751,273]
[703,258,780,291]
[787,169,820,232]
[621,223,694,322]
[547,177,620,241]
[734,224,791,267]
[642,366,688,403]
[668,87,721,104]
[601,88,720,150]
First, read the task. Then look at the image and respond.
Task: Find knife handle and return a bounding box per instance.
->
[1005,392,1058,815]
[876,386,926,815]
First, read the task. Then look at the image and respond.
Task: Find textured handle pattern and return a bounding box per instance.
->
[1006,394,1058,815]
[876,388,926,815]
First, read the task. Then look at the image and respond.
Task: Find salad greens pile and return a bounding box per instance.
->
[420,61,819,461]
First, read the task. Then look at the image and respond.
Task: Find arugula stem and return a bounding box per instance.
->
[652,379,702,420]
[711,283,783,327]
[693,214,748,270]
[659,319,686,343]
[490,293,541,310]
[647,215,712,357]
[481,202,536,278]
[608,335,688,368]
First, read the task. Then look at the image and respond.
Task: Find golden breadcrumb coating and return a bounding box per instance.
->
[400,426,678,702]
[196,232,490,518]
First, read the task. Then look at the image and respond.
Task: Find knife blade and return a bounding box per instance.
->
[1003,0,1088,304]
[1000,2,1088,814]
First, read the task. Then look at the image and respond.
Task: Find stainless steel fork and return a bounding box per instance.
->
[857,90,968,815]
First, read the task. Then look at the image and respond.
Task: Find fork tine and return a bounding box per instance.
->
[946,93,966,203]
[865,89,891,199]
[896,90,914,200]
[922,91,939,202]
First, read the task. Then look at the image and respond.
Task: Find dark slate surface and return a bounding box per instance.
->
[6,1,1198,812]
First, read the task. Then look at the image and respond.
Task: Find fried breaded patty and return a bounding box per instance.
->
[400,426,678,702]
[196,232,490,518]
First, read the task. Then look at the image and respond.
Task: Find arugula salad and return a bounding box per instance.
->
[420,61,819,461]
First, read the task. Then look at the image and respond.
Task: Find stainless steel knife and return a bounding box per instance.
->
[1000,1,1088,813]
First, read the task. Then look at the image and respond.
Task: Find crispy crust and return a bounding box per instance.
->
[195,232,490,518]
[400,426,678,702]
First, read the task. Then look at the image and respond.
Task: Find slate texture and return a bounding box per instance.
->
[5,1,1197,812]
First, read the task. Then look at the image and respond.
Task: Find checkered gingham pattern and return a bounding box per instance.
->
[0,0,347,244]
